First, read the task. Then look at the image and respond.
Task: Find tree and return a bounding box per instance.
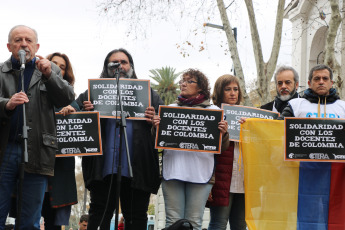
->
[324,0,344,98]
[147,204,155,215]
[290,0,345,98]
[98,0,286,105]
[67,163,90,229]
[149,66,181,105]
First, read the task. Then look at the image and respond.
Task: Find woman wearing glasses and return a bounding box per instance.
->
[153,69,229,230]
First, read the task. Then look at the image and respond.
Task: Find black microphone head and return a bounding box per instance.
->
[108,62,121,69]
[18,50,26,65]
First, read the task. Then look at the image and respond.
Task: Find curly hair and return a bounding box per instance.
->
[181,68,210,99]
[47,52,75,86]
[212,74,242,107]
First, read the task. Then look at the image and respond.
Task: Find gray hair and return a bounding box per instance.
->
[8,25,38,43]
[274,65,299,84]
[308,64,333,81]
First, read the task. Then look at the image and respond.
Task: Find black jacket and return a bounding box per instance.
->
[77,88,164,194]
[261,92,299,113]
[0,58,74,176]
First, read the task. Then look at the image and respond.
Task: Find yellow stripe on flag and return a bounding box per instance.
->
[240,119,300,230]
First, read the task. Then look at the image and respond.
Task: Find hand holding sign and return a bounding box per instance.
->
[218,120,228,136]
[83,101,94,111]
[59,105,76,116]
[145,106,155,123]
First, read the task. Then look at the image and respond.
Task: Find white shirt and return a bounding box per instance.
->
[162,104,219,183]
[229,142,244,193]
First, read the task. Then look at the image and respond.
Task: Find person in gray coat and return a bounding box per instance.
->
[0,25,74,230]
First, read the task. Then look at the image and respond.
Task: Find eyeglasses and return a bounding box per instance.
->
[179,80,197,85]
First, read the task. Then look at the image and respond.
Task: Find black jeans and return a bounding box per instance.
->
[87,176,151,230]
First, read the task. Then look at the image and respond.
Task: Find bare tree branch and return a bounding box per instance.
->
[217,0,252,106]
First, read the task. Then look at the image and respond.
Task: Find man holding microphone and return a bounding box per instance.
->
[0,25,74,229]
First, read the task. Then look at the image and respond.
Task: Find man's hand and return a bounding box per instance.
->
[152,115,161,128]
[83,101,94,111]
[36,55,52,78]
[5,92,29,111]
[144,106,156,123]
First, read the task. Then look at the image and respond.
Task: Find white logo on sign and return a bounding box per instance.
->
[202,144,216,150]
[84,147,98,153]
[333,154,345,160]
[133,112,145,117]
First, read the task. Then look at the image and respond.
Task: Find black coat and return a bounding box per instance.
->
[48,100,80,207]
[0,58,74,176]
[261,92,299,114]
[76,88,164,194]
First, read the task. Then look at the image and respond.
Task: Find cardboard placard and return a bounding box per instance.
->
[285,117,345,162]
[222,104,279,141]
[55,112,102,157]
[88,79,150,119]
[155,106,223,154]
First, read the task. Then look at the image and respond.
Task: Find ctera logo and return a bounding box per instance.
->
[309,153,330,160]
[179,142,199,150]
[61,148,81,154]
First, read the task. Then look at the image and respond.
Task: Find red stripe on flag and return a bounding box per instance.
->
[328,163,345,230]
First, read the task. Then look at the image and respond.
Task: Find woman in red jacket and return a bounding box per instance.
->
[207,74,246,230]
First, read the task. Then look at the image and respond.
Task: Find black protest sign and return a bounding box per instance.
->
[222,104,279,141]
[155,106,223,154]
[285,118,345,162]
[88,79,150,119]
[55,112,102,157]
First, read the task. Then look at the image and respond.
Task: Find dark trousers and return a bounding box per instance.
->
[41,193,62,230]
[87,176,150,230]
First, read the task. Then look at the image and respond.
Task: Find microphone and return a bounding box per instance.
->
[18,50,26,70]
[108,62,121,69]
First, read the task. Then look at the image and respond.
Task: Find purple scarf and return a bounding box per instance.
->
[177,94,206,106]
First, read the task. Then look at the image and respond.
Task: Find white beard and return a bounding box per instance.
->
[278,94,293,101]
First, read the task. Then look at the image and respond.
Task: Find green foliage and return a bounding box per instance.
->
[149,66,181,105]
[147,203,155,215]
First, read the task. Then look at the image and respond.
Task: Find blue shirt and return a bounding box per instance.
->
[102,118,134,178]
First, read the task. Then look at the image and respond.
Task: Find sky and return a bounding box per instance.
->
[0,0,293,97]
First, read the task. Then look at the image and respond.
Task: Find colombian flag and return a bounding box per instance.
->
[240,119,345,230]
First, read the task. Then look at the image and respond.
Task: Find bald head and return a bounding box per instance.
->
[7,25,40,62]
[8,25,38,43]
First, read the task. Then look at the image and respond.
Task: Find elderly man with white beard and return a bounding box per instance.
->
[261,66,299,113]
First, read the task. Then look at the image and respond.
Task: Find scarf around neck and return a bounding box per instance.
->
[177,94,206,106]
